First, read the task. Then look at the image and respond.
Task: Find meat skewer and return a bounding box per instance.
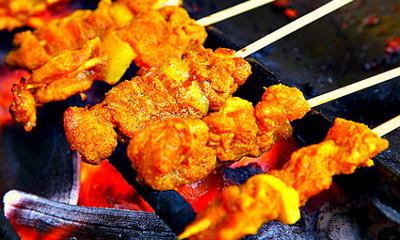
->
[63,45,252,164]
[8,0,350,131]
[0,0,69,31]
[125,65,400,190]
[179,116,395,240]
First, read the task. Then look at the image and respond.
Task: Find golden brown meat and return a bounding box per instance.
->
[0,0,68,31]
[127,118,216,190]
[64,105,117,164]
[6,0,133,70]
[119,0,182,14]
[9,37,103,131]
[117,6,207,68]
[179,175,300,240]
[64,46,252,164]
[126,85,309,190]
[204,97,259,162]
[9,79,36,131]
[8,4,206,131]
[182,118,389,240]
[255,84,311,152]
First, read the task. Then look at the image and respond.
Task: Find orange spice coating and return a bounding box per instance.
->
[182,118,389,240]
[127,118,216,190]
[204,97,260,162]
[118,6,206,68]
[119,0,182,14]
[126,85,309,190]
[8,3,206,131]
[64,46,251,164]
[9,79,36,131]
[0,0,68,31]
[6,0,132,70]
[9,37,102,131]
[255,84,311,152]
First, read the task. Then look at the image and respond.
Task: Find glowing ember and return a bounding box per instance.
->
[273,0,298,20]
[232,137,298,171]
[178,170,225,213]
[385,37,400,55]
[10,226,72,240]
[79,160,153,212]
[0,67,29,128]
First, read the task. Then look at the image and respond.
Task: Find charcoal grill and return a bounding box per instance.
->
[1,0,399,239]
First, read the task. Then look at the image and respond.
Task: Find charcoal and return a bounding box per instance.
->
[1,210,19,240]
[0,100,80,205]
[222,163,264,185]
[3,190,175,240]
[109,144,196,235]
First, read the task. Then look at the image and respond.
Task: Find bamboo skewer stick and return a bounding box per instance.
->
[307,66,400,108]
[196,0,275,26]
[373,115,400,137]
[236,0,354,58]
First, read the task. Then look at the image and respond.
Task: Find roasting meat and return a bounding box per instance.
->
[204,97,259,162]
[127,84,309,190]
[8,3,206,131]
[119,0,182,14]
[117,6,207,68]
[6,0,133,70]
[0,0,68,31]
[181,118,389,240]
[255,84,311,152]
[128,118,216,190]
[64,46,251,164]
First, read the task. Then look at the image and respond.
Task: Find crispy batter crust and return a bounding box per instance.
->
[64,105,117,165]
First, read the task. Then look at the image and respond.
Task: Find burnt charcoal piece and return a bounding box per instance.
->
[222,163,264,185]
[371,198,400,225]
[292,111,333,146]
[0,99,80,206]
[245,221,306,240]
[1,210,19,240]
[109,144,196,235]
[3,190,175,240]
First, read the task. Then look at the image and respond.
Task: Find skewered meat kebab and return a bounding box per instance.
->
[5,0,189,70]
[64,45,251,164]
[125,64,400,190]
[8,0,351,131]
[9,1,205,131]
[127,84,310,190]
[0,0,68,31]
[179,117,389,240]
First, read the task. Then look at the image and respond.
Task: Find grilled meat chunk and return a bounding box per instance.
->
[127,118,216,190]
[182,118,389,240]
[64,46,251,164]
[126,85,309,190]
[0,0,68,31]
